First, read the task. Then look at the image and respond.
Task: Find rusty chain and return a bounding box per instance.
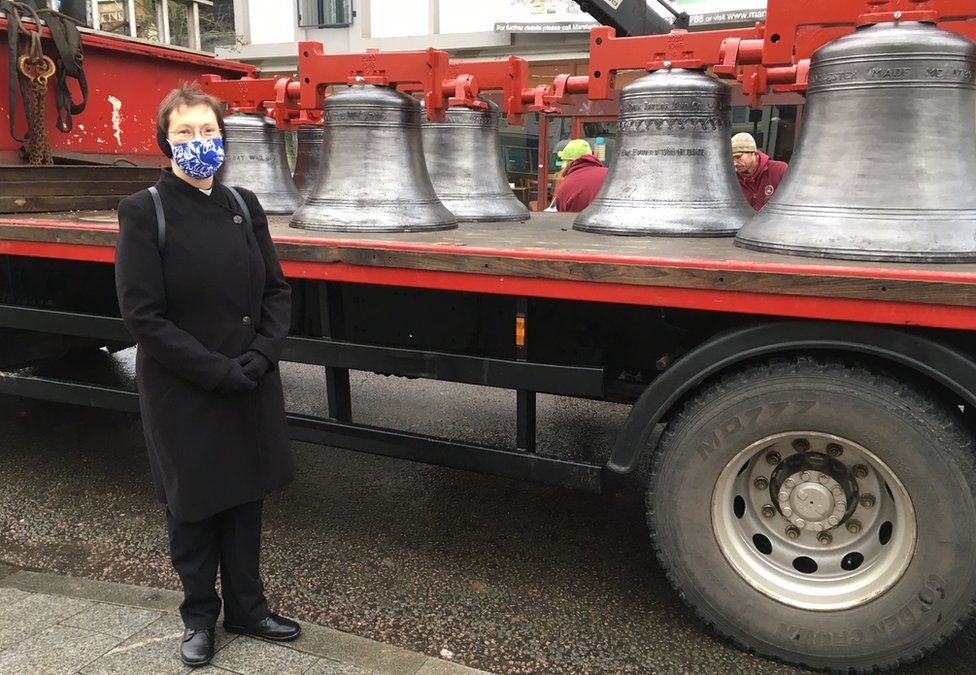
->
[23,72,52,165]
[7,2,55,164]
[18,33,55,165]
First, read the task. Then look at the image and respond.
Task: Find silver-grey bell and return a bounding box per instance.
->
[293,124,324,200]
[422,100,529,222]
[217,113,303,215]
[735,22,976,262]
[573,68,752,236]
[290,85,457,233]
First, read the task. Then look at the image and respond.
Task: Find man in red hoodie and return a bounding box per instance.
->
[553,139,609,212]
[732,132,789,211]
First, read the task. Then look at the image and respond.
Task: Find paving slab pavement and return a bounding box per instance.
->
[0,568,492,675]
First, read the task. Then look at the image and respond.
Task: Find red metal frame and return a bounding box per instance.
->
[585,25,760,100]
[198,73,316,128]
[750,0,976,67]
[404,56,533,125]
[296,42,478,123]
[198,74,282,115]
[524,74,590,115]
[202,44,480,127]
[718,0,976,105]
[200,57,590,131]
[585,0,976,108]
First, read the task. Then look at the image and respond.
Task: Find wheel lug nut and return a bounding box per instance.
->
[762,504,776,518]
[754,476,769,490]
[800,471,811,481]
[817,531,833,545]
[766,451,781,465]
[827,515,839,526]
[792,438,810,453]
[860,494,876,508]
[818,473,830,484]
[786,526,801,540]
[846,519,862,534]
[852,464,869,479]
[826,443,843,457]
[778,490,790,502]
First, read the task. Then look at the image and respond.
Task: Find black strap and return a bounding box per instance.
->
[36,8,87,133]
[148,186,165,253]
[226,186,252,229]
[2,0,32,143]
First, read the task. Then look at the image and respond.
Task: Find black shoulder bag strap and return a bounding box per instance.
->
[148,186,251,255]
[147,186,165,253]
[226,186,253,229]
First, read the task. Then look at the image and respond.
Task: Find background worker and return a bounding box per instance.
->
[552,139,608,212]
[732,132,788,211]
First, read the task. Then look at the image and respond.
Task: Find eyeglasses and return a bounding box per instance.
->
[168,127,221,142]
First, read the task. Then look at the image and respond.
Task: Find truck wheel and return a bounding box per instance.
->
[648,357,976,672]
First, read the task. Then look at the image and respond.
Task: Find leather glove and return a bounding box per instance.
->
[236,350,272,382]
[215,362,258,394]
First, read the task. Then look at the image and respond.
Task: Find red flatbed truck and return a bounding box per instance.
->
[2,208,976,671]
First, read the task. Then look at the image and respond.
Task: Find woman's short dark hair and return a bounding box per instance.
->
[156,84,225,133]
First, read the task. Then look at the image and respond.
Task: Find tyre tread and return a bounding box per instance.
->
[646,355,976,673]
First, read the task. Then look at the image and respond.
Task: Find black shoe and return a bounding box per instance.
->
[180,628,215,667]
[223,613,301,641]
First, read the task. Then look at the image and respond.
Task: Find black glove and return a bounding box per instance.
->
[215,362,258,394]
[236,350,272,382]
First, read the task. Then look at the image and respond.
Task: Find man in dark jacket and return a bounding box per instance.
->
[553,141,609,212]
[732,132,789,211]
[115,86,299,668]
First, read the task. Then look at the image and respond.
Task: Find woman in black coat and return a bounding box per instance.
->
[115,86,300,667]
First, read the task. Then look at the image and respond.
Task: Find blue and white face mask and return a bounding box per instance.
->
[171,138,225,179]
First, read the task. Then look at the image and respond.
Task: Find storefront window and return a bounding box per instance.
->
[579,120,616,167]
[497,106,541,209]
[729,104,799,163]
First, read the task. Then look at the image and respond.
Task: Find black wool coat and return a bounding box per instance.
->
[115,169,294,522]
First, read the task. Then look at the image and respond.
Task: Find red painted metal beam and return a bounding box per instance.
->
[586,25,759,99]
[719,0,976,105]
[296,42,469,122]
[759,0,976,67]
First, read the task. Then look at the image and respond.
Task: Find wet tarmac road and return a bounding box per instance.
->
[1,349,975,674]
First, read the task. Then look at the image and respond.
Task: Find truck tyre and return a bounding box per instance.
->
[648,357,976,672]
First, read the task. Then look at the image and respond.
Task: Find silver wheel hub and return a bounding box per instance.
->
[712,432,917,611]
[779,471,846,531]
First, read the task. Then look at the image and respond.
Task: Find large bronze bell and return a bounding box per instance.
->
[293,125,324,200]
[217,113,303,214]
[290,85,457,233]
[574,68,752,236]
[736,22,976,262]
[422,99,529,222]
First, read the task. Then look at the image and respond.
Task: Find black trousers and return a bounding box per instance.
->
[165,499,270,630]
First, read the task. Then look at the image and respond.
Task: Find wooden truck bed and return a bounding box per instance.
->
[2,210,976,329]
